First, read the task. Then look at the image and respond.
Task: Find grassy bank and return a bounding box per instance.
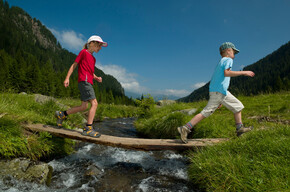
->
[135,92,289,139]
[188,124,289,191]
[0,93,138,160]
[135,92,289,191]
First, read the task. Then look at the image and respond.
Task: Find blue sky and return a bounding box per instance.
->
[6,0,290,99]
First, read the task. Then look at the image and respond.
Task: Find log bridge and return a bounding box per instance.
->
[23,124,228,151]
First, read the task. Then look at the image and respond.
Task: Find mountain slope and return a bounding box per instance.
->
[179,41,290,102]
[0,0,130,104]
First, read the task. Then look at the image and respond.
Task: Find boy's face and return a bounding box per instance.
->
[226,48,235,59]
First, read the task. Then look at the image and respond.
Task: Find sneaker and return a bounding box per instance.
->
[81,126,101,138]
[177,126,191,144]
[236,125,253,137]
[55,111,67,127]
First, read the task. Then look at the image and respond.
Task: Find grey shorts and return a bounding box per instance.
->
[201,91,244,117]
[78,81,96,101]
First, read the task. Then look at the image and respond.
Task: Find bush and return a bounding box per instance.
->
[135,95,155,118]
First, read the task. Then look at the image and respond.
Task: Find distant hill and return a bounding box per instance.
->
[0,0,133,104]
[178,41,290,102]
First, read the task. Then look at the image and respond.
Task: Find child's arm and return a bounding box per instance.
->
[64,62,78,87]
[224,68,255,77]
[93,74,102,83]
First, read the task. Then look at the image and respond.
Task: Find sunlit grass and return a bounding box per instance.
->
[0,93,138,160]
[188,124,290,191]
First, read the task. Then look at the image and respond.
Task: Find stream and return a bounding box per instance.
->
[0,118,200,192]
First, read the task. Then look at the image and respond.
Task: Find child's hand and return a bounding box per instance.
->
[64,79,69,87]
[95,76,102,83]
[244,71,255,77]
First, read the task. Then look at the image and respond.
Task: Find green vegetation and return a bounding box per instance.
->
[188,124,289,192]
[135,95,194,138]
[96,103,138,120]
[136,92,289,139]
[0,93,76,160]
[0,91,289,191]
[0,93,138,160]
[135,92,289,191]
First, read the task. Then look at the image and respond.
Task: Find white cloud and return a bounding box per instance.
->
[95,63,190,98]
[192,82,206,89]
[95,63,194,98]
[95,63,147,94]
[154,89,190,98]
[48,28,86,51]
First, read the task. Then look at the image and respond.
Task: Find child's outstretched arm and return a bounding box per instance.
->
[224,68,255,77]
[64,62,78,87]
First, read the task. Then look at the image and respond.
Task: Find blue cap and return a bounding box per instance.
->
[219,42,240,54]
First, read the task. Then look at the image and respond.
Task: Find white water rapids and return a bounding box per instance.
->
[0,118,199,191]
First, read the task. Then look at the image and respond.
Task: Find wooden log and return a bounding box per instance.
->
[22,124,228,151]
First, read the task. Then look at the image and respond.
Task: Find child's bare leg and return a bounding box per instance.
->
[55,101,88,127]
[177,113,205,143]
[67,101,88,115]
[87,99,98,124]
[234,111,242,124]
[189,113,206,127]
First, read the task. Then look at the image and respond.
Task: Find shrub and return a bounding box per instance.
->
[136,95,155,118]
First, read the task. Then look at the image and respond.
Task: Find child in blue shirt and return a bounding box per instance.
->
[178,42,255,143]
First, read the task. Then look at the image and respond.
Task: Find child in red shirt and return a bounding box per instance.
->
[55,35,108,138]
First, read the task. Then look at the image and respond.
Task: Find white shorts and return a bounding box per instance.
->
[201,91,244,117]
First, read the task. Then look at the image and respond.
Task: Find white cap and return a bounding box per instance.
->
[87,35,108,47]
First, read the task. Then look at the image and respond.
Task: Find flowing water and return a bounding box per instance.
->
[0,118,200,192]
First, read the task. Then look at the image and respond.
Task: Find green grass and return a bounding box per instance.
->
[96,103,138,120]
[135,92,290,191]
[188,125,289,191]
[134,102,194,138]
[57,97,138,121]
[135,92,290,139]
[0,93,138,160]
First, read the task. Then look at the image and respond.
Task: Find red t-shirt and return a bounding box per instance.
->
[75,49,96,85]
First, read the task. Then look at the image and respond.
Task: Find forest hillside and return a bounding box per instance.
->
[0,0,134,105]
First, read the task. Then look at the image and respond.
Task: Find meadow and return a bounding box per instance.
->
[0,92,289,191]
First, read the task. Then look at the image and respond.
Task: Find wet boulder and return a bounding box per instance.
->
[0,158,53,185]
[84,164,103,177]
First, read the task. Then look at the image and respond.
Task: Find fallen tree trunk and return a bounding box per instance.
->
[23,124,228,151]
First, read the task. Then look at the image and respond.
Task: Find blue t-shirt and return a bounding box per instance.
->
[209,57,233,95]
